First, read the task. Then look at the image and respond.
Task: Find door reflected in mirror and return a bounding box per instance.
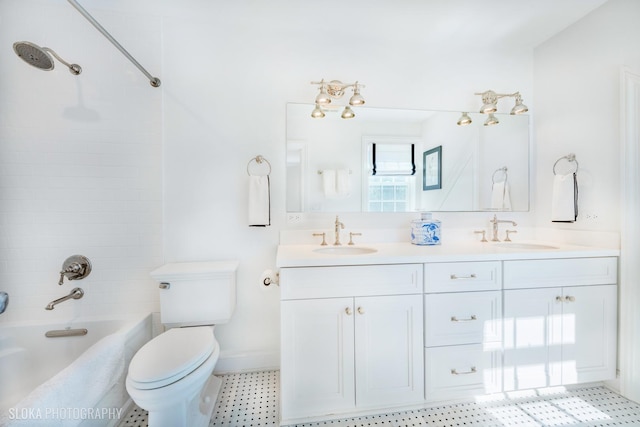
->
[286,103,529,213]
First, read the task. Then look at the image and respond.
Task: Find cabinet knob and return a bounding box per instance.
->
[556,296,564,302]
[565,295,576,302]
[345,307,353,316]
[357,306,365,315]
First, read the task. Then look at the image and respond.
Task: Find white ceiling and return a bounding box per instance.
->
[277,0,610,50]
[97,0,610,52]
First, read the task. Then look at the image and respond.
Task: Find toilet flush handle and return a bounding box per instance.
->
[159,282,170,290]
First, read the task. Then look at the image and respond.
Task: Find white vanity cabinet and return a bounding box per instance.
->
[276,240,620,423]
[423,261,503,402]
[502,257,618,391]
[279,264,424,424]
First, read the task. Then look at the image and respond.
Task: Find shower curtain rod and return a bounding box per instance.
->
[66,0,161,88]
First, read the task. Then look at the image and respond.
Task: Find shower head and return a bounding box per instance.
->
[13,41,82,75]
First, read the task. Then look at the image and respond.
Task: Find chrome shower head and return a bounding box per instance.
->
[13,41,82,75]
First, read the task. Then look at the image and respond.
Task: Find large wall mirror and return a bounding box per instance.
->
[286,103,530,213]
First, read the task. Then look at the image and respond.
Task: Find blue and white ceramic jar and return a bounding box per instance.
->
[410,212,441,245]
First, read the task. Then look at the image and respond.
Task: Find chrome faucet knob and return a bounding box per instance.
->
[348,232,362,245]
[0,292,8,315]
[58,255,92,285]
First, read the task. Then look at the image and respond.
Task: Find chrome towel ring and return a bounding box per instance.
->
[247,155,272,176]
[553,153,579,175]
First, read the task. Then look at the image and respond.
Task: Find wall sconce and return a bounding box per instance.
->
[456,112,472,126]
[311,79,365,119]
[476,90,529,116]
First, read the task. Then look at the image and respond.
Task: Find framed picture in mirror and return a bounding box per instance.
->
[423,146,442,191]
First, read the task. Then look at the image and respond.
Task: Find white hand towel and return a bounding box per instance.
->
[248,175,270,226]
[551,173,578,222]
[491,181,512,211]
[322,170,338,199]
[335,169,351,198]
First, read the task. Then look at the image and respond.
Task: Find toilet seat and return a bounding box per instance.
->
[128,326,215,390]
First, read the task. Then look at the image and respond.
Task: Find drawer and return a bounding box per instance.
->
[424,291,501,347]
[280,264,423,300]
[425,344,502,402]
[503,257,617,289]
[425,261,501,293]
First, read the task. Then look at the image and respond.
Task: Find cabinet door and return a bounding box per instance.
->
[354,294,424,408]
[280,298,355,421]
[561,284,617,384]
[503,288,563,391]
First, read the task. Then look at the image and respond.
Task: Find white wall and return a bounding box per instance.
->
[533,0,640,232]
[160,1,534,369]
[533,0,640,403]
[1,0,540,371]
[0,0,163,322]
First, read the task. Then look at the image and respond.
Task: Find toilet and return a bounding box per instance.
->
[126,260,239,427]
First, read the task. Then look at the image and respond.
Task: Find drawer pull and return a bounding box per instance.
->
[451,366,477,375]
[345,307,353,316]
[451,315,477,322]
[450,274,477,280]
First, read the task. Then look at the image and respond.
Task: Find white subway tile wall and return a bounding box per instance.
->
[0,0,163,323]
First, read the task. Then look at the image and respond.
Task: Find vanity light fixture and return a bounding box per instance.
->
[456,112,472,126]
[311,79,365,119]
[484,113,499,126]
[476,90,528,116]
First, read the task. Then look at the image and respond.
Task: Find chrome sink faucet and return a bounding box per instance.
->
[334,216,345,246]
[490,214,517,242]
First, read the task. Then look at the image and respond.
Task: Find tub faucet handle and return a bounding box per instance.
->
[0,292,8,315]
[58,255,92,285]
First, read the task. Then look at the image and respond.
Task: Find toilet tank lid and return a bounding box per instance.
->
[150,260,239,281]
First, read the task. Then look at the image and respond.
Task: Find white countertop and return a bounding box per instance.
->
[276,241,620,268]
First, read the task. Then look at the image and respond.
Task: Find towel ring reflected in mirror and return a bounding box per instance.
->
[553,154,579,175]
[492,166,508,184]
[247,155,272,176]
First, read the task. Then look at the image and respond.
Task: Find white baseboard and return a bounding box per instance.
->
[214,350,280,374]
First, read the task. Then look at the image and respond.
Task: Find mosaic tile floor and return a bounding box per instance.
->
[119,370,640,426]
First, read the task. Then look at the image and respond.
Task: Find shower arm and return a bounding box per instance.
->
[66,0,161,88]
[42,47,83,75]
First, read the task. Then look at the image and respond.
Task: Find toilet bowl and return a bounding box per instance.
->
[125,260,238,427]
[126,326,222,427]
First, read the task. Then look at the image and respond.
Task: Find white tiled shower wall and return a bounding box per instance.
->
[0,0,163,323]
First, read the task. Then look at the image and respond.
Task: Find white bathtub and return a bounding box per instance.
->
[0,313,152,426]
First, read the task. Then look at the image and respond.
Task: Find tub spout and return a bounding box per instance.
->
[45,287,84,310]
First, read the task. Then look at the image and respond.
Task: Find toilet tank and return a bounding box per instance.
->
[150,260,239,327]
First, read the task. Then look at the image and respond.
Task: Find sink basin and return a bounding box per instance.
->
[494,242,559,250]
[313,246,378,255]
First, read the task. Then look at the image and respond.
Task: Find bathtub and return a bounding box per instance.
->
[0,313,152,426]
